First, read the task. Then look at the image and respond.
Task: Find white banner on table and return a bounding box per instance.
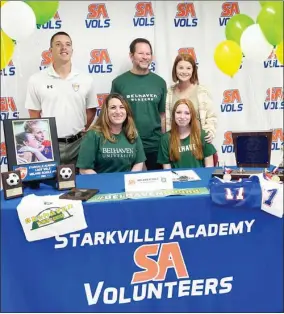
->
[124,171,173,192]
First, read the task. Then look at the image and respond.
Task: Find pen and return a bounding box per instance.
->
[171,170,179,176]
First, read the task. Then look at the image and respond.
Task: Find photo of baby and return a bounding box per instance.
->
[13,119,54,165]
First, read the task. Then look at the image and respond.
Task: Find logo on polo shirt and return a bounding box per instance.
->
[96,93,109,116]
[264,50,284,69]
[219,2,240,26]
[88,49,113,74]
[220,89,243,113]
[37,11,62,29]
[178,47,199,66]
[0,60,16,76]
[264,87,284,110]
[174,2,198,27]
[40,50,52,71]
[72,83,80,92]
[0,142,7,166]
[0,97,19,120]
[85,3,111,28]
[133,2,155,27]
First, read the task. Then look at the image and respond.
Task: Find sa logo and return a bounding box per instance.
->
[131,242,189,284]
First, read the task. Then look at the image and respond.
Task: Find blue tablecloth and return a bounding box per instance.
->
[1,168,283,312]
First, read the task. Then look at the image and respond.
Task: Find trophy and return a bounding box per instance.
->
[212,130,283,181]
[57,164,76,190]
[1,170,24,200]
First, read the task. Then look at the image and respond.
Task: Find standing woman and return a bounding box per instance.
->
[166,54,217,143]
[158,99,216,169]
[77,93,146,174]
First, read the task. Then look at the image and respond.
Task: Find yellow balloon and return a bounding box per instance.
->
[214,40,243,77]
[0,1,7,7]
[1,30,15,70]
[276,41,283,65]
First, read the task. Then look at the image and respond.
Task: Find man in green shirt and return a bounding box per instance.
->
[111,38,167,170]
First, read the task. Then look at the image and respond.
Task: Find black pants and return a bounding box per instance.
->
[145,151,162,171]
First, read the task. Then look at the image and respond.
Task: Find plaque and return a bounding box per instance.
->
[3,118,60,186]
[57,164,76,190]
[232,130,272,168]
[59,188,99,201]
[1,170,24,200]
[211,130,283,181]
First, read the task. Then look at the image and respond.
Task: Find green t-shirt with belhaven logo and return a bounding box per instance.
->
[157,130,217,168]
[111,71,167,153]
[76,130,146,173]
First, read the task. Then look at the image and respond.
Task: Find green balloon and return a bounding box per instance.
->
[257,2,283,46]
[259,1,279,7]
[225,14,255,45]
[259,1,267,7]
[25,1,59,25]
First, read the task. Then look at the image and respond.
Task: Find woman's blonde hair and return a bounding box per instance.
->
[169,99,203,161]
[91,93,137,143]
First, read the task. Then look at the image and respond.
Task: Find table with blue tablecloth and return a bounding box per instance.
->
[1,168,283,313]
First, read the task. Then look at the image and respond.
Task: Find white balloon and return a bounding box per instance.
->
[240,24,273,63]
[1,1,36,41]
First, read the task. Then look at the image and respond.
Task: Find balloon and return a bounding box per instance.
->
[259,1,267,7]
[259,1,280,7]
[276,41,283,65]
[1,30,15,70]
[25,1,59,25]
[240,24,273,63]
[257,2,283,46]
[214,40,242,77]
[225,14,255,45]
[1,1,36,41]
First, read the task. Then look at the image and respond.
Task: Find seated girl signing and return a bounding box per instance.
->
[158,99,217,169]
[77,93,146,174]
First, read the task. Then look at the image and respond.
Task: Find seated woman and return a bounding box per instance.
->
[166,53,217,143]
[158,99,216,169]
[77,93,146,174]
[16,132,51,164]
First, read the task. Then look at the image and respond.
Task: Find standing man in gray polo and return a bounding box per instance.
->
[25,31,97,165]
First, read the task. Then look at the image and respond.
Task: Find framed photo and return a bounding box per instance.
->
[3,118,60,182]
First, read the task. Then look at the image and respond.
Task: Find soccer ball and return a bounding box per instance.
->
[6,173,20,186]
[60,167,72,180]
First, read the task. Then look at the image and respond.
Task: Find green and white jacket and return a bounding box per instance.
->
[165,84,218,138]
